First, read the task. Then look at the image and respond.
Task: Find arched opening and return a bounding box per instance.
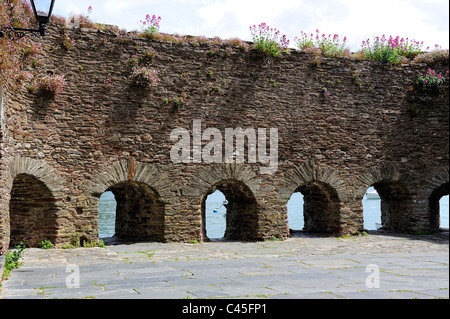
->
[287,192,304,232]
[429,182,449,231]
[440,195,449,229]
[291,182,341,234]
[367,181,411,232]
[98,191,117,239]
[9,173,58,248]
[202,180,260,241]
[204,190,227,240]
[363,186,382,230]
[99,181,165,242]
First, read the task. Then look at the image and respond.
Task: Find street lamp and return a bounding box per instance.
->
[0,0,56,40]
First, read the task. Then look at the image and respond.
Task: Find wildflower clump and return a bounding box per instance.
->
[416,68,449,92]
[358,35,425,64]
[0,0,41,85]
[131,66,159,90]
[295,29,350,58]
[139,14,162,39]
[36,74,67,98]
[249,23,290,57]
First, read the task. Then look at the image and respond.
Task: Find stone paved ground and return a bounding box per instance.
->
[0,231,448,300]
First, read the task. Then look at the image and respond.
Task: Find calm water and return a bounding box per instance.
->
[286,187,383,232]
[98,192,117,238]
[98,188,450,238]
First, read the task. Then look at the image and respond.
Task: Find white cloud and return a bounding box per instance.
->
[198,0,301,25]
[52,0,448,49]
[196,0,302,39]
[348,0,447,49]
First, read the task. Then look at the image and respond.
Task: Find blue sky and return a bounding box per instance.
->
[51,0,449,51]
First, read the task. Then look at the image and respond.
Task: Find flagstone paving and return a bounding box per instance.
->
[1,231,448,299]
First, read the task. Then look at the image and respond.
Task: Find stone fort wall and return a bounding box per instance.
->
[0,25,448,249]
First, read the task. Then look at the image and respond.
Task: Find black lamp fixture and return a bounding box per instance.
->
[0,0,56,40]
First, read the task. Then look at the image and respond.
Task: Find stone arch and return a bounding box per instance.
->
[426,168,449,231]
[282,160,348,201]
[186,163,263,241]
[281,160,347,234]
[8,156,66,197]
[186,163,263,198]
[82,159,171,198]
[82,159,172,241]
[7,156,66,247]
[357,163,414,232]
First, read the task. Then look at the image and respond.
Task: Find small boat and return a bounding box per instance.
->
[212,200,228,214]
[375,223,382,230]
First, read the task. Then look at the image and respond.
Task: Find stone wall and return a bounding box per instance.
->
[0,25,448,249]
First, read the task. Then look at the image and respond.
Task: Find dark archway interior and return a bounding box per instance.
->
[429,182,449,231]
[9,173,58,248]
[294,181,341,234]
[202,180,260,241]
[106,181,165,242]
[372,181,411,232]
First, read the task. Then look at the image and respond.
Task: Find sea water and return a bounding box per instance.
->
[98,191,117,238]
[98,189,450,238]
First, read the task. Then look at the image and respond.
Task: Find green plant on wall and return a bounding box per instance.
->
[249,23,289,58]
[415,68,449,92]
[295,29,350,58]
[130,66,160,90]
[2,241,26,279]
[163,94,187,112]
[407,104,421,116]
[35,74,67,99]
[358,35,425,64]
[406,68,448,116]
[138,14,161,39]
[0,0,41,85]
[38,240,54,249]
